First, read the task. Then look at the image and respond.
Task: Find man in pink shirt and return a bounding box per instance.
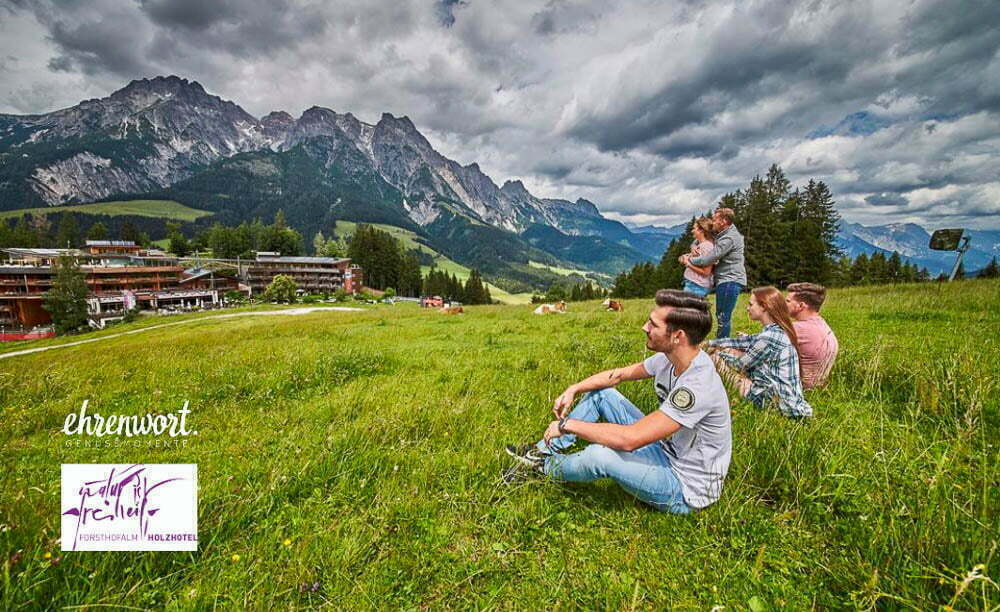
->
[785,283,839,389]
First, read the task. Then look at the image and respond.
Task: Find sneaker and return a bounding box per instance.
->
[505,444,546,472]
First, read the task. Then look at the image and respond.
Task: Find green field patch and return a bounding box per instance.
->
[867,310,952,322]
[527,259,592,277]
[334,220,533,304]
[1,281,997,608]
[0,199,212,222]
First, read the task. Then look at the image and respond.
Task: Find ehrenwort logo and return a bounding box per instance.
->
[62,400,197,437]
[61,464,198,551]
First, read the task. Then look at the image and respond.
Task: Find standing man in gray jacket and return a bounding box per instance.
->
[680,207,747,337]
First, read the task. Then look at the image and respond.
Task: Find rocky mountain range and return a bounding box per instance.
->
[0,76,675,289]
[835,222,999,276]
[2,76,994,286]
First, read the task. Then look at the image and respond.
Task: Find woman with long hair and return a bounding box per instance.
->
[704,286,812,418]
[681,217,717,297]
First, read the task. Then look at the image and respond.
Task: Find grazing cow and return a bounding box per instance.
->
[603,299,624,312]
[441,306,464,314]
[533,300,567,315]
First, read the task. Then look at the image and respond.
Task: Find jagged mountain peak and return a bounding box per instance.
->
[109,75,209,107]
[500,179,532,200]
[575,198,601,216]
[261,110,294,123]
[378,112,417,129]
[299,106,340,121]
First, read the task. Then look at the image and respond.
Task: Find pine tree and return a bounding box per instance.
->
[169,232,191,257]
[871,252,890,284]
[120,221,141,244]
[56,214,79,248]
[14,216,40,247]
[43,255,89,334]
[851,253,869,285]
[887,252,903,283]
[979,257,1000,279]
[464,269,489,304]
[87,222,108,241]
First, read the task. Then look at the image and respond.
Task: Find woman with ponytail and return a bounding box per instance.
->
[705,286,812,418]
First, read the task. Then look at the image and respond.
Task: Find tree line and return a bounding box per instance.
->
[610,164,989,298]
[0,213,166,249]
[532,280,608,303]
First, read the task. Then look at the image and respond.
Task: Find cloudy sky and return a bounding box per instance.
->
[2,0,998,229]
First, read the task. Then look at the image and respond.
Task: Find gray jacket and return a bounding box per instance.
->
[688,224,747,286]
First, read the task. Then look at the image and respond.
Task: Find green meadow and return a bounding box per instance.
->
[0,200,212,222]
[1,281,998,609]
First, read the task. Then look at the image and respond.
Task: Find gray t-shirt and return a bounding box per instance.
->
[643,350,732,509]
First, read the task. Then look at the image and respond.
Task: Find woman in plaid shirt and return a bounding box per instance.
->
[704,286,813,418]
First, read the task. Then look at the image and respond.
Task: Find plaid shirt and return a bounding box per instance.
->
[708,324,813,418]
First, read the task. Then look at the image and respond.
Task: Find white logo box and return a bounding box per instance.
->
[61,464,198,551]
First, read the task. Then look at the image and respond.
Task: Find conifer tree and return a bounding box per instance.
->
[87,222,108,241]
[56,214,79,248]
[979,257,1000,279]
[44,255,89,334]
[887,252,903,282]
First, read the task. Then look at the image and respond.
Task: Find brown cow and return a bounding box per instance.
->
[602,299,624,312]
[440,306,464,314]
[533,300,567,315]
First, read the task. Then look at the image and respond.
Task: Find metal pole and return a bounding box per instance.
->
[948,235,971,281]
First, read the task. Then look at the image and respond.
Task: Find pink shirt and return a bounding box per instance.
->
[683,241,714,288]
[793,315,839,389]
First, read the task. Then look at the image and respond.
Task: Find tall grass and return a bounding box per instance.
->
[1,280,997,609]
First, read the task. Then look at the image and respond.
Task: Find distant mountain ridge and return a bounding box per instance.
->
[633,218,999,276]
[6,76,991,285]
[0,75,677,288]
[835,222,999,275]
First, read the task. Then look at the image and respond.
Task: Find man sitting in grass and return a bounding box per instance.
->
[506,290,732,514]
[785,282,839,389]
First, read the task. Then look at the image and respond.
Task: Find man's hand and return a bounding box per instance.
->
[553,387,576,418]
[543,420,563,447]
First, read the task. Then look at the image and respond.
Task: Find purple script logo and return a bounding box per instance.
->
[61,464,198,551]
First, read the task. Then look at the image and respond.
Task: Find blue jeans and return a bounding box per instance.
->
[682,280,710,297]
[714,281,743,338]
[536,389,691,514]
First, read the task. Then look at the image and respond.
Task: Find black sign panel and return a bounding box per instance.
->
[929,229,964,251]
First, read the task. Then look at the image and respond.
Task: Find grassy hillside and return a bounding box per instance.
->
[1,281,997,608]
[0,199,212,222]
[334,220,534,304]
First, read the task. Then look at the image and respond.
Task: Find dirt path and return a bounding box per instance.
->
[0,306,364,361]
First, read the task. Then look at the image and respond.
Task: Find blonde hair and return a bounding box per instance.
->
[714,207,736,224]
[693,217,717,241]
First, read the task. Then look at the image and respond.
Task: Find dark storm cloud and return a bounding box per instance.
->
[138,0,331,58]
[1,0,997,229]
[865,193,909,207]
[565,4,876,155]
[44,11,154,77]
[139,0,236,31]
[563,1,1000,162]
